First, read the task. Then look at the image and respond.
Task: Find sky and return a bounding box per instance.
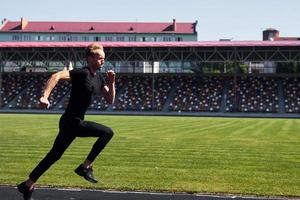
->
[1,0,300,41]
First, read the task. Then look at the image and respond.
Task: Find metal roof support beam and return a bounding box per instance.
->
[0,43,300,64]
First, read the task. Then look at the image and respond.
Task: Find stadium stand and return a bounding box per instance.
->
[88,95,109,111]
[113,75,174,111]
[13,74,49,109]
[283,77,300,113]
[226,76,279,113]
[169,76,224,112]
[1,73,35,108]
[1,72,300,114]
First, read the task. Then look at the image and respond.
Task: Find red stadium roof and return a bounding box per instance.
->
[0,41,300,48]
[0,20,196,34]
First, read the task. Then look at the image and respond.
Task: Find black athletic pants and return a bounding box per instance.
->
[29,114,114,182]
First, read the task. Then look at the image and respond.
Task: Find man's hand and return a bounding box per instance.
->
[39,96,50,109]
[106,70,115,84]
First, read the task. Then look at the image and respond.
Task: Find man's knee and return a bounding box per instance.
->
[105,127,114,139]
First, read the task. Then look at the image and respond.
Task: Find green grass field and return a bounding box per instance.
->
[0,114,299,197]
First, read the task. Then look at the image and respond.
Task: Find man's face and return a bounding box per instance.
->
[88,49,105,69]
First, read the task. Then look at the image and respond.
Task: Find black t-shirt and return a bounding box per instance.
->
[64,67,106,119]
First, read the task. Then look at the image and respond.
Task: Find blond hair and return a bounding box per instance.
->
[85,43,104,58]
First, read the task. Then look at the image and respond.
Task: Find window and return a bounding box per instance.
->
[46,36,55,41]
[23,35,31,41]
[128,36,136,41]
[116,36,125,41]
[142,37,147,42]
[12,35,21,41]
[163,37,171,41]
[35,35,43,41]
[70,36,78,41]
[59,35,67,41]
[94,36,101,41]
[105,36,113,41]
[176,37,183,41]
[82,36,89,41]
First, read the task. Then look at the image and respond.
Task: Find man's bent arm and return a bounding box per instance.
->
[42,70,70,99]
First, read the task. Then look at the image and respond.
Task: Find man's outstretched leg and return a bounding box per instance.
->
[17,130,75,199]
[74,121,114,183]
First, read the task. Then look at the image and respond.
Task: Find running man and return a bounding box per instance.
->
[17,43,115,200]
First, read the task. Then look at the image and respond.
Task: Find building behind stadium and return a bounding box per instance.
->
[0,18,197,42]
